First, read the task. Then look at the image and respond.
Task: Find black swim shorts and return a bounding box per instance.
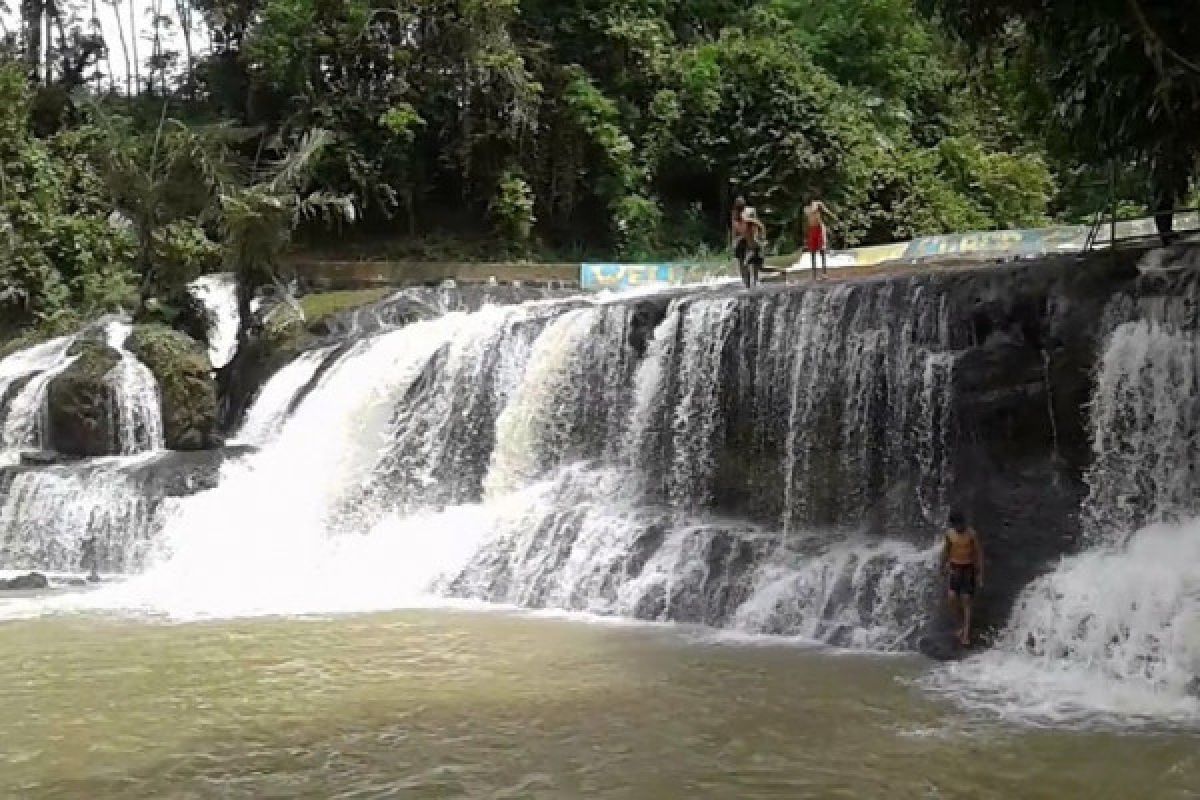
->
[947,564,976,596]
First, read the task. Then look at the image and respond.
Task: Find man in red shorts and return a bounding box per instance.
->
[803,197,836,280]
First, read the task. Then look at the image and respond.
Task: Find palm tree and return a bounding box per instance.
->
[219,130,356,345]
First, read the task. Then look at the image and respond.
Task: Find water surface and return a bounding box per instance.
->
[1,610,1196,799]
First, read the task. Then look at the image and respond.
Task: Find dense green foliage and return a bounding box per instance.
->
[234,0,1066,255]
[0,66,137,334]
[924,0,1199,220]
[0,0,1192,337]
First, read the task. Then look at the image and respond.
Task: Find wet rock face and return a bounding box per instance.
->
[129,325,218,451]
[46,341,122,457]
[944,253,1145,636]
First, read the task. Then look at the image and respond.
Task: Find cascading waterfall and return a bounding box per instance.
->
[9,281,957,651]
[104,321,166,455]
[0,320,167,575]
[1082,320,1200,541]
[443,285,952,644]
[78,310,507,617]
[233,345,340,446]
[935,311,1200,724]
[0,321,165,461]
[189,273,240,370]
[0,459,166,572]
[0,336,77,461]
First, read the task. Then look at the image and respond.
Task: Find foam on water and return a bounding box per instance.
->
[932,316,1200,727]
[927,520,1200,728]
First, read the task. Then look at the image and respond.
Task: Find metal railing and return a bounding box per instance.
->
[1084,206,1200,252]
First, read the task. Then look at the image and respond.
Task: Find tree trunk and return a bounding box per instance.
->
[128,0,140,92]
[174,0,194,92]
[21,0,44,83]
[92,0,114,92]
[43,0,53,84]
[150,0,163,94]
[109,0,131,95]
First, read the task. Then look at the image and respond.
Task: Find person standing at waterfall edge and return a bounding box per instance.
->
[739,207,767,288]
[732,197,752,287]
[941,510,984,646]
[803,197,836,280]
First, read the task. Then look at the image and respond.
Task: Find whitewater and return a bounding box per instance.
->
[1,276,1197,729]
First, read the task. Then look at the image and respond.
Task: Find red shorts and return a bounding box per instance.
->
[806,225,826,252]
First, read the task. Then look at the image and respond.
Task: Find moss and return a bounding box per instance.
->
[299,289,390,327]
[129,324,217,450]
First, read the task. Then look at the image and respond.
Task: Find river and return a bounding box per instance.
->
[2,272,1199,796]
[0,608,1196,799]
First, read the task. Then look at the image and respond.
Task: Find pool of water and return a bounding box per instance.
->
[0,610,1196,799]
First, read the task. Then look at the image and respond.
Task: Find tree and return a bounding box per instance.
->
[218,129,355,344]
[922,0,1200,225]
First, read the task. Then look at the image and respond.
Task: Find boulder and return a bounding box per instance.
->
[19,450,68,466]
[46,340,122,457]
[129,325,218,451]
[0,572,49,590]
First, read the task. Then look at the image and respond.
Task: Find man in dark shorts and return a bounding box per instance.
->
[940,509,984,646]
[731,197,751,287]
[738,207,766,288]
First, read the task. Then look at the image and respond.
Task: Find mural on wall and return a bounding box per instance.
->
[580,213,1200,290]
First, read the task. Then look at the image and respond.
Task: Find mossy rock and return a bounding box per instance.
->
[129,325,218,451]
[47,340,122,457]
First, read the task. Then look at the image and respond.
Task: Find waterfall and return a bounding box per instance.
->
[0,460,166,572]
[8,282,957,650]
[190,273,240,369]
[104,321,166,455]
[0,336,78,461]
[73,310,504,617]
[0,321,169,576]
[934,312,1200,724]
[233,345,339,446]
[0,320,165,461]
[1082,320,1200,542]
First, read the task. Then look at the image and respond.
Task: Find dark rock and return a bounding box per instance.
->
[46,341,122,457]
[176,429,205,451]
[174,291,217,347]
[19,450,68,466]
[918,634,972,662]
[128,325,218,451]
[119,445,256,498]
[0,572,49,590]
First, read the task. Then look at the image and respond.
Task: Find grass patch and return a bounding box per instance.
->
[299,289,391,325]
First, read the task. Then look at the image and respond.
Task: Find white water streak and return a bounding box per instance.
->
[190,273,240,369]
[234,346,336,446]
[105,321,165,454]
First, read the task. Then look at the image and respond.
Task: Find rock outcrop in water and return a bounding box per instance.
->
[46,339,122,457]
[129,325,217,450]
[0,571,48,590]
